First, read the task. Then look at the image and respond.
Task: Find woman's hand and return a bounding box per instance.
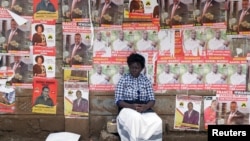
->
[133,104,148,113]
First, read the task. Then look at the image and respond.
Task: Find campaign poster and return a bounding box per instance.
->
[124,0,158,22]
[203,96,217,130]
[157,29,175,57]
[33,0,58,21]
[32,77,57,114]
[64,69,88,82]
[121,23,159,55]
[110,28,135,57]
[0,85,15,113]
[90,57,128,91]
[216,91,250,125]
[205,28,231,57]
[156,56,180,90]
[62,22,92,70]
[204,59,229,90]
[61,0,91,22]
[6,55,33,88]
[64,82,89,117]
[174,95,202,131]
[33,47,56,78]
[234,0,250,35]
[92,27,122,58]
[182,27,207,57]
[91,0,124,27]
[226,0,240,35]
[159,0,193,29]
[180,57,205,90]
[228,35,250,58]
[228,59,247,91]
[194,0,226,28]
[0,17,31,55]
[31,20,56,48]
[247,54,250,91]
[0,0,33,17]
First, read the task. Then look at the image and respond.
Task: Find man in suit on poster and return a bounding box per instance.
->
[72,90,89,113]
[182,102,200,125]
[9,0,26,15]
[9,56,28,83]
[70,0,89,19]
[198,0,221,24]
[98,0,118,25]
[4,19,25,51]
[224,101,245,125]
[165,0,188,27]
[237,0,250,32]
[64,33,90,66]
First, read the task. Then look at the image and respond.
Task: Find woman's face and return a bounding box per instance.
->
[129,62,143,78]
[37,57,43,64]
[37,26,43,33]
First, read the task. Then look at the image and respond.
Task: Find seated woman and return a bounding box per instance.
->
[33,55,46,77]
[32,24,47,46]
[115,53,162,141]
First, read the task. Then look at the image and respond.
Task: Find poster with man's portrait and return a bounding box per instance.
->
[32,77,57,114]
[33,0,58,20]
[64,81,89,117]
[0,0,33,16]
[216,91,250,125]
[91,0,124,27]
[0,18,31,55]
[160,0,193,29]
[174,94,202,131]
[62,22,92,69]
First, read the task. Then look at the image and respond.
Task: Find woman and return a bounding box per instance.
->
[129,0,144,13]
[33,55,46,77]
[115,53,162,141]
[32,24,47,46]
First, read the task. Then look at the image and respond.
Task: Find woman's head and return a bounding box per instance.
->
[127,53,145,78]
[35,55,44,64]
[35,24,44,33]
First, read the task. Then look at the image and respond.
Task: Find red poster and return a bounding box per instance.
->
[32,77,57,114]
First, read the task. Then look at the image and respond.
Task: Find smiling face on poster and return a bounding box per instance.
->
[31,22,56,47]
[0,18,31,55]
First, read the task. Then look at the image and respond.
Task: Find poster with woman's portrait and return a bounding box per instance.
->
[31,21,56,48]
[124,0,157,22]
[203,96,217,130]
[33,47,56,78]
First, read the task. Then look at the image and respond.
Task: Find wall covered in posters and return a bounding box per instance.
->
[1,0,250,140]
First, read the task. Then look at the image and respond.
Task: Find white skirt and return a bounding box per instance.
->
[117,108,163,141]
